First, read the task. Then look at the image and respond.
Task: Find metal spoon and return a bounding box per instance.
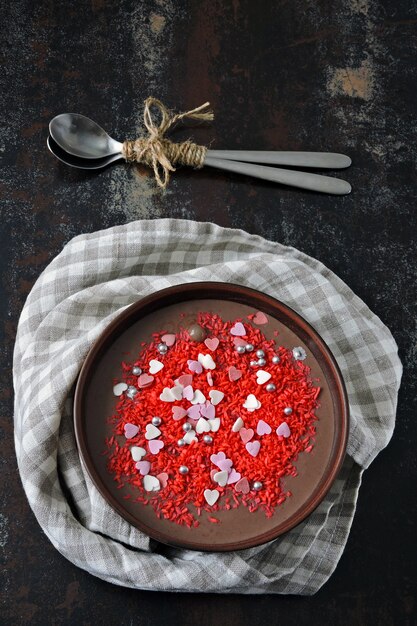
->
[47,136,351,195]
[49,113,352,169]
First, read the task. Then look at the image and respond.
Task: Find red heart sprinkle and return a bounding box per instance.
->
[252,311,268,325]
[172,406,187,420]
[162,334,176,346]
[239,427,254,444]
[156,472,168,488]
[177,374,193,387]
[204,337,219,351]
[235,477,250,494]
[228,366,242,382]
[138,373,154,388]
[233,337,247,347]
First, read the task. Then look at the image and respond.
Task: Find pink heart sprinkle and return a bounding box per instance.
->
[161,333,176,346]
[135,460,151,475]
[148,439,164,454]
[124,423,139,439]
[206,372,213,386]
[233,337,247,347]
[200,401,215,420]
[156,472,168,488]
[187,404,203,420]
[246,440,261,457]
[210,451,226,467]
[217,458,233,472]
[230,322,246,336]
[172,406,187,421]
[177,374,193,387]
[228,366,242,382]
[210,469,218,481]
[235,477,250,494]
[252,311,268,325]
[257,419,272,436]
[188,359,203,374]
[204,337,219,351]
[239,427,254,444]
[276,422,291,438]
[138,373,154,388]
[183,385,194,401]
[227,469,241,484]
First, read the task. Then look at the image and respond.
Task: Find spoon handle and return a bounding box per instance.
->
[203,157,351,195]
[206,150,351,169]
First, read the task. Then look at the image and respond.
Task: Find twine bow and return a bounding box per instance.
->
[122,97,214,189]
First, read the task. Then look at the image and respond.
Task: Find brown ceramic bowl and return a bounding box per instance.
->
[74,282,349,551]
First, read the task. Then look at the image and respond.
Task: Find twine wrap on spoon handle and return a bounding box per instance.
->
[122,97,214,189]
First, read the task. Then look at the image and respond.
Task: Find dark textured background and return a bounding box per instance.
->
[1,0,416,624]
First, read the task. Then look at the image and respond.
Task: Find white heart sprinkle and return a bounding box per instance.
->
[232,417,244,433]
[196,417,211,434]
[198,353,216,370]
[143,475,161,492]
[130,446,146,461]
[209,390,224,406]
[149,359,164,374]
[208,418,221,432]
[171,385,183,401]
[256,370,272,385]
[183,429,197,444]
[191,389,206,405]
[145,424,161,440]
[213,470,228,487]
[113,382,128,396]
[243,394,261,412]
[204,488,220,506]
[160,387,176,402]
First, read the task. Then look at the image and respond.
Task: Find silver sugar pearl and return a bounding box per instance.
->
[127,386,138,398]
[292,346,307,361]
[284,407,293,415]
[256,349,265,358]
[253,481,263,491]
[236,345,246,354]
[183,422,192,432]
[132,366,142,376]
[157,342,168,354]
[250,360,258,367]
[245,343,254,352]
[266,383,276,392]
[179,465,189,475]
[177,438,186,447]
[152,416,162,426]
[203,434,213,444]
[257,358,266,367]
[272,355,280,364]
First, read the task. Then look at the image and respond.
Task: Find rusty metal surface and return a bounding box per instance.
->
[1,0,416,623]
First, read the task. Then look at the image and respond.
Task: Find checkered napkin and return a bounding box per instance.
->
[13,219,402,594]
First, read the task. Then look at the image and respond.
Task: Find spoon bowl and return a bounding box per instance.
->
[47,135,122,169]
[49,113,123,159]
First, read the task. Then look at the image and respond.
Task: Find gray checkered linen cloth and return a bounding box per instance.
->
[13,219,402,594]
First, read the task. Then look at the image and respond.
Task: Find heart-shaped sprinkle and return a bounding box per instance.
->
[171,386,183,401]
[130,446,146,461]
[210,469,218,481]
[156,472,168,488]
[196,417,211,434]
[172,406,187,421]
[177,374,193,387]
[228,366,242,382]
[235,477,250,494]
[206,372,214,386]
[243,393,261,411]
[227,469,241,484]
[149,359,164,374]
[191,389,206,405]
[182,385,194,401]
[204,337,219,351]
[145,424,161,440]
[210,451,226,467]
[124,423,139,439]
[209,390,224,406]
[187,359,203,374]
[161,333,176,346]
[257,419,272,436]
[204,489,220,506]
[198,353,216,370]
[143,475,161,492]
[135,460,151,475]
[187,404,202,420]
[208,418,220,432]
[230,322,246,336]
[183,429,197,444]
[253,311,268,325]
[213,470,228,487]
[256,370,272,385]
[148,439,164,454]
[113,382,128,396]
[217,458,233,472]
[200,401,215,420]
[239,427,254,444]
[138,373,154,388]
[276,422,291,438]
[246,440,261,457]
[160,387,176,402]
[232,417,244,433]
[233,337,247,347]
